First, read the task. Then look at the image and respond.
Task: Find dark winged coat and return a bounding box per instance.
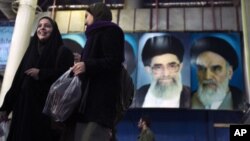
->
[76,20,125,128]
[0,17,74,141]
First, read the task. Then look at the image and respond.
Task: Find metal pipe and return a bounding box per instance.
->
[155,0,159,31]
[0,0,38,105]
[45,0,234,11]
[47,4,123,11]
[241,0,250,104]
[51,0,56,19]
[145,0,235,7]
[0,0,13,3]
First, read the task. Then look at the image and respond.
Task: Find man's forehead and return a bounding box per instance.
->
[196,51,227,66]
[151,53,180,64]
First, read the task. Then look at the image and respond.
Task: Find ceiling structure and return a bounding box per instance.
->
[0,0,241,22]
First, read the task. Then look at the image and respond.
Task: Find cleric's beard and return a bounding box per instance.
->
[197,76,230,107]
[149,73,182,99]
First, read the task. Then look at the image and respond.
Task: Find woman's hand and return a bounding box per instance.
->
[72,62,85,76]
[73,53,81,63]
[25,68,40,79]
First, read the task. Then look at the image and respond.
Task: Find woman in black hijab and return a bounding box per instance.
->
[61,2,124,141]
[0,17,74,141]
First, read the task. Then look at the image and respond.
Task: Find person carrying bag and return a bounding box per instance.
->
[43,69,82,122]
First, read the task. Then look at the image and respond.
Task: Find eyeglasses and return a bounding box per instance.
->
[151,62,180,73]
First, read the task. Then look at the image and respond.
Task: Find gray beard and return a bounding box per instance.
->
[148,74,183,99]
[197,76,230,107]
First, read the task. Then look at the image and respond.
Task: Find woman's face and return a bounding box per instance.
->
[85,11,94,26]
[37,18,53,42]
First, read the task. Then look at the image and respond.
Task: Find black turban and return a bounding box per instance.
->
[142,35,184,66]
[63,39,83,54]
[86,2,112,22]
[191,36,238,70]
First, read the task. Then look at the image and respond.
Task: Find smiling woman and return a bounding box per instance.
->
[36,18,53,42]
[0,16,74,141]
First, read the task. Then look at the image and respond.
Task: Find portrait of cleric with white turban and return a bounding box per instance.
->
[191,36,246,110]
[132,34,191,108]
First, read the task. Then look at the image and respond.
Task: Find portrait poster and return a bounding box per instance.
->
[0,25,14,71]
[62,33,86,54]
[131,32,245,110]
[190,32,244,110]
[133,32,191,108]
[124,33,138,85]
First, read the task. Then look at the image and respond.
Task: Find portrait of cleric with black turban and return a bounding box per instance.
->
[190,36,246,110]
[132,34,191,108]
[123,40,137,75]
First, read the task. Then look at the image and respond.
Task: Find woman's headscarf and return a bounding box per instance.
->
[86,2,112,22]
[22,16,63,70]
[83,3,116,60]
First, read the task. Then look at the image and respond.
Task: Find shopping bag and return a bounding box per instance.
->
[0,119,11,141]
[43,69,82,122]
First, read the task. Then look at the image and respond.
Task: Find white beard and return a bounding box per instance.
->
[142,74,183,108]
[149,73,182,99]
[197,76,230,108]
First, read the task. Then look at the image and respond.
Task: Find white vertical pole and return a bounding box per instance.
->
[241,0,250,103]
[0,0,38,105]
